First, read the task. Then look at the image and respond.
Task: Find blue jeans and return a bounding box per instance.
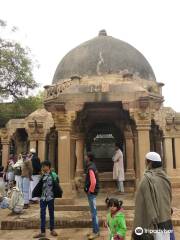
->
[40,199,55,233]
[87,193,99,234]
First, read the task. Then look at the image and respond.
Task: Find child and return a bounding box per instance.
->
[32,160,63,239]
[105,197,127,240]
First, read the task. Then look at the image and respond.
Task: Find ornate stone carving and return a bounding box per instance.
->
[44,79,73,100]
[0,128,9,141]
[52,111,77,131]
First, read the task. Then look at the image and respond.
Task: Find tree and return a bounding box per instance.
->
[0,92,43,127]
[0,20,38,99]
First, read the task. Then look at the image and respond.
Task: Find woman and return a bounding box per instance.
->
[112,143,125,193]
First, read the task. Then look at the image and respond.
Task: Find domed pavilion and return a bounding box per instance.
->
[1,30,180,200]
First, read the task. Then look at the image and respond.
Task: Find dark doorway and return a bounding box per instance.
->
[86,122,124,172]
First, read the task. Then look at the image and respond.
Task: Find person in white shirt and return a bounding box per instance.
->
[112,143,125,193]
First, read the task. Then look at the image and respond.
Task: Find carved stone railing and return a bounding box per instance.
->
[44,79,73,100]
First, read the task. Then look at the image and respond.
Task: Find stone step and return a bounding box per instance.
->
[2,217,180,230]
[2,208,180,230]
[54,204,135,211]
[1,219,133,230]
[1,209,133,230]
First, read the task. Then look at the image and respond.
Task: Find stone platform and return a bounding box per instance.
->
[0,190,180,239]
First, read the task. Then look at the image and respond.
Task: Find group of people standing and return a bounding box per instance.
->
[1,148,41,208]
[0,142,176,240]
[0,152,62,238]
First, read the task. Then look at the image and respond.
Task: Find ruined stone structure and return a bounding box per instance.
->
[1,30,180,200]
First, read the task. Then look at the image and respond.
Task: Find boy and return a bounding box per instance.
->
[33,160,62,238]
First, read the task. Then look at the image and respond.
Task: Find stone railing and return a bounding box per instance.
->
[44,79,73,100]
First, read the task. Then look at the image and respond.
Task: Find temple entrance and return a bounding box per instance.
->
[76,102,131,173]
[11,128,28,155]
[86,122,124,172]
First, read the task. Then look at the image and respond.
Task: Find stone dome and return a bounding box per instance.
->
[52,30,156,83]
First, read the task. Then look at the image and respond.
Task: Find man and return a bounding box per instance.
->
[29,148,41,203]
[33,160,62,238]
[112,143,125,193]
[132,152,175,240]
[21,155,33,209]
[84,152,100,240]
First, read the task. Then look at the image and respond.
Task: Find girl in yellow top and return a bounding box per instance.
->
[105,197,127,240]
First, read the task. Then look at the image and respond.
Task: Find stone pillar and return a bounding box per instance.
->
[125,135,135,175]
[29,140,36,151]
[156,137,163,156]
[137,125,150,179]
[38,139,46,162]
[58,130,72,197]
[75,136,84,176]
[163,136,173,175]
[174,137,180,169]
[48,139,56,168]
[1,141,10,167]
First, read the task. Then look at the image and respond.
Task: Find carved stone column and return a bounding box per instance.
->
[75,135,84,176]
[124,131,135,175]
[38,138,46,162]
[1,140,10,167]
[54,111,77,203]
[163,136,173,175]
[58,130,72,197]
[136,124,150,179]
[48,138,56,168]
[175,137,180,169]
[29,140,36,151]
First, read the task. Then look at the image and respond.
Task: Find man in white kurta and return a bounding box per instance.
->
[112,143,125,192]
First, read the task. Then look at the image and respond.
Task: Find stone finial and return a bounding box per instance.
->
[98,29,107,36]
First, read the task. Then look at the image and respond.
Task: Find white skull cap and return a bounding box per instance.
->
[145,152,161,162]
[30,148,36,153]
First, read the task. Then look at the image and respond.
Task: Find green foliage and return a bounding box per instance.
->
[0,20,38,99]
[0,93,43,127]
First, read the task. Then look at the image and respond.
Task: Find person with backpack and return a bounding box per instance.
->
[33,160,63,239]
[84,152,100,240]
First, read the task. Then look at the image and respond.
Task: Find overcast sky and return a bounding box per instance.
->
[1,0,180,111]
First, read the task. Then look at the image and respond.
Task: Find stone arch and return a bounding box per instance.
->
[11,128,29,156]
